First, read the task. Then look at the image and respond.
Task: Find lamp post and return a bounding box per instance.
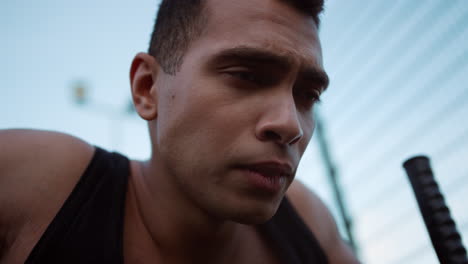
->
[71,80,136,149]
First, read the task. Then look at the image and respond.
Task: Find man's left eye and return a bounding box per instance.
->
[294,90,321,108]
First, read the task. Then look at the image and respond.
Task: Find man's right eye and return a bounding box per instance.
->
[227,71,259,83]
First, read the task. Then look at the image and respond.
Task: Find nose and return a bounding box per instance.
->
[255,95,303,146]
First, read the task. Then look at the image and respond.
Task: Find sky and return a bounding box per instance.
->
[2,1,468,263]
[2,0,155,158]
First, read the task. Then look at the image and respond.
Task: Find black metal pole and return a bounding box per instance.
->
[403,156,468,264]
[315,112,357,253]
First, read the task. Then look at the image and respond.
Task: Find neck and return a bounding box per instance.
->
[124,160,249,264]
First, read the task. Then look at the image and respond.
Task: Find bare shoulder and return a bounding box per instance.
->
[0,129,95,257]
[0,129,94,161]
[0,128,95,210]
[286,180,361,264]
[0,129,95,185]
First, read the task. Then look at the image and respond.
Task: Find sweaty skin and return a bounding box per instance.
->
[0,0,360,263]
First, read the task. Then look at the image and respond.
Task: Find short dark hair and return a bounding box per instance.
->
[148,0,324,75]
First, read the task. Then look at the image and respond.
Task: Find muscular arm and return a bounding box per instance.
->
[0,129,94,262]
[287,180,361,264]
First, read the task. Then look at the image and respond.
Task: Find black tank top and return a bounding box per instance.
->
[25,147,328,264]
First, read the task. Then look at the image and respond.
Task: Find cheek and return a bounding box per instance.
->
[156,94,241,159]
[155,71,258,157]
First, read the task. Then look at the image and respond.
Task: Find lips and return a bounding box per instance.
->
[235,161,294,193]
[240,162,293,179]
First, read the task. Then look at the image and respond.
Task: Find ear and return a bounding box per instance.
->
[130,52,159,121]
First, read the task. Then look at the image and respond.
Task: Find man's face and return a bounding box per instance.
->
[152,0,328,223]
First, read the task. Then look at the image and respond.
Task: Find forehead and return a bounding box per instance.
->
[186,0,323,70]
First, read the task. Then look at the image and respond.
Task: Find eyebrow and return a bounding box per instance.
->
[299,67,330,92]
[208,46,329,90]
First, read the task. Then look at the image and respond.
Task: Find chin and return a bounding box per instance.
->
[227,200,282,225]
[232,214,275,225]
